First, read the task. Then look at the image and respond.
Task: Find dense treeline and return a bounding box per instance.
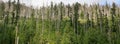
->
[0,0,120,44]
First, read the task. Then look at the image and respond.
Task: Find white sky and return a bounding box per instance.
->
[2,0,119,8]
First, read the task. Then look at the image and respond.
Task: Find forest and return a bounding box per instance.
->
[0,0,120,44]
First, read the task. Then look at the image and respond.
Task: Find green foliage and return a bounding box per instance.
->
[0,1,120,44]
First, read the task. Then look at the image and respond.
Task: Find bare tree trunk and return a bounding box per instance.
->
[15,25,19,44]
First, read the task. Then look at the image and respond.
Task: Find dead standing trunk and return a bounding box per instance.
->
[15,0,20,44]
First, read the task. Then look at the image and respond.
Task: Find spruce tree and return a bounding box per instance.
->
[0,2,5,20]
[8,0,11,9]
[74,2,79,34]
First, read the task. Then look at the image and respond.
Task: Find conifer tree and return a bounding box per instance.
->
[74,2,79,34]
[60,2,64,21]
[104,14,109,33]
[0,2,5,20]
[54,4,57,27]
[8,0,11,9]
